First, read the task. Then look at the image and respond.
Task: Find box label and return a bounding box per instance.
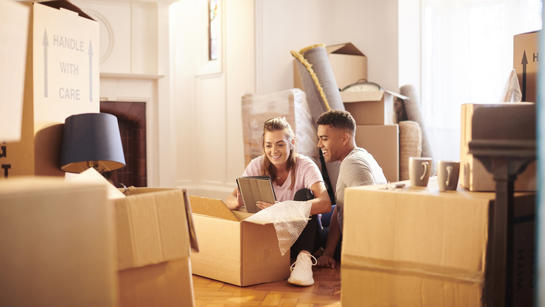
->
[33,3,99,123]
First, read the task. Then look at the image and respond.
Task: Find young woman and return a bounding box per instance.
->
[227,117,331,286]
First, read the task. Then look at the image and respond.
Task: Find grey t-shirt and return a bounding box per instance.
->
[336,147,387,231]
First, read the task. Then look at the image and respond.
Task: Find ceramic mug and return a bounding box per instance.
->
[437,161,460,191]
[409,157,432,187]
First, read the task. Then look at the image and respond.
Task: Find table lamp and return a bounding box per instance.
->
[60,113,126,173]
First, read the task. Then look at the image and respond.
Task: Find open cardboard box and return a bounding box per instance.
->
[189,195,290,286]
[342,90,405,125]
[293,42,367,90]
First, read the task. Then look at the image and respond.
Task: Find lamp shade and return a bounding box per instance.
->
[60,113,125,173]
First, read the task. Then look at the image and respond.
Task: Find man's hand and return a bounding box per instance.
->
[317,254,336,269]
[256,201,274,210]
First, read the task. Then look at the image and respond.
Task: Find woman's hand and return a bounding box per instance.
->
[255,201,274,210]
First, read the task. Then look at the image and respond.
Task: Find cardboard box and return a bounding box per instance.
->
[0,1,29,142]
[460,103,536,191]
[241,89,317,165]
[0,178,117,307]
[189,196,290,286]
[118,258,195,307]
[355,125,399,182]
[514,31,539,102]
[342,90,398,125]
[294,42,367,90]
[342,178,535,307]
[114,188,195,307]
[1,1,100,178]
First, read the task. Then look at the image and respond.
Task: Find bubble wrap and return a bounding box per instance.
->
[244,200,312,256]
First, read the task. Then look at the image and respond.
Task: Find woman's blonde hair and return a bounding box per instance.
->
[262,117,297,190]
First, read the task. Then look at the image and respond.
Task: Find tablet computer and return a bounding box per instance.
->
[236,176,276,213]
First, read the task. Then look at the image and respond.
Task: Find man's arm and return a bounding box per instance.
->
[317,205,340,268]
[308,181,332,215]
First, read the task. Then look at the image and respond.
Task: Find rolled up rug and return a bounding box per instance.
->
[291,44,345,124]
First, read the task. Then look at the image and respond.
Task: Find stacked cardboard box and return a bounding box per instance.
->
[114,188,195,307]
[514,31,539,103]
[189,196,290,286]
[341,178,535,306]
[241,89,316,165]
[0,178,117,306]
[0,1,100,178]
[342,90,400,182]
[460,103,536,192]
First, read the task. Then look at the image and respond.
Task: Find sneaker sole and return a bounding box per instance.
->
[287,277,314,286]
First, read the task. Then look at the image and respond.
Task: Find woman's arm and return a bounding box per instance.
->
[225,187,243,210]
[307,181,331,215]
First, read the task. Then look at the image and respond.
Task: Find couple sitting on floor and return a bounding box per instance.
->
[226,110,387,286]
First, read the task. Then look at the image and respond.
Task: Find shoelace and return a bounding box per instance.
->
[290,253,318,271]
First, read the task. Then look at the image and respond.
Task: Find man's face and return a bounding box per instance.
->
[317,124,347,162]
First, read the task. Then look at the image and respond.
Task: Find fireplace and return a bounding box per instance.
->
[100,101,147,187]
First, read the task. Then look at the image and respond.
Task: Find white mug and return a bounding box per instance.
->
[409,157,432,187]
[437,161,460,191]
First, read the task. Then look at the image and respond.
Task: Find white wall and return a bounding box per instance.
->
[257,0,400,93]
[171,0,254,198]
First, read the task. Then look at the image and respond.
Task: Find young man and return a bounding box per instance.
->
[315,110,387,268]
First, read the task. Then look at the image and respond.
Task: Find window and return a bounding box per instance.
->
[420,0,541,161]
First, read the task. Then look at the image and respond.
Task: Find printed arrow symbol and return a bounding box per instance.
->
[43,30,48,98]
[521,50,527,101]
[89,40,93,102]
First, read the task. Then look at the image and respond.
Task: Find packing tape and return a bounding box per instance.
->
[342,254,485,284]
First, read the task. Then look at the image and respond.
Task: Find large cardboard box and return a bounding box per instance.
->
[355,125,399,182]
[514,31,539,102]
[189,196,290,286]
[460,103,536,191]
[342,90,398,125]
[114,188,195,307]
[294,42,367,90]
[0,178,117,307]
[241,89,316,165]
[1,1,100,178]
[118,258,194,307]
[342,178,535,307]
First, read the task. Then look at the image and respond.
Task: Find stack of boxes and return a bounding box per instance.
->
[293,42,401,182]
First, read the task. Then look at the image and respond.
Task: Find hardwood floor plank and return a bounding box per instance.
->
[193,267,340,306]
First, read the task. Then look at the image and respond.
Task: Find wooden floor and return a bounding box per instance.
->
[193,267,341,307]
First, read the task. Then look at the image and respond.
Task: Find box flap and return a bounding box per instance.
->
[341,90,385,102]
[115,189,190,270]
[189,195,239,221]
[39,0,95,21]
[326,42,365,56]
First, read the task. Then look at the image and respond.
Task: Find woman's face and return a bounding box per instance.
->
[263,129,293,168]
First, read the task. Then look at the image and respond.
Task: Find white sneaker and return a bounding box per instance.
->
[287,251,317,286]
